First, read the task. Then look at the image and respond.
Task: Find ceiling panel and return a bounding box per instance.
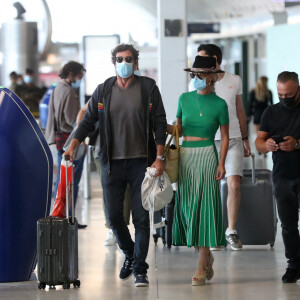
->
[128,0,289,21]
[187,0,285,21]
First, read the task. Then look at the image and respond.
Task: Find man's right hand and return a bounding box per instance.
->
[63,139,80,162]
[63,147,74,162]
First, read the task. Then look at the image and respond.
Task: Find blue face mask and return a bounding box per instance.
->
[23,75,33,84]
[192,76,207,91]
[71,79,81,89]
[116,62,133,78]
[134,70,141,76]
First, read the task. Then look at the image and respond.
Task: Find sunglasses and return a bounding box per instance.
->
[189,72,207,79]
[116,56,134,63]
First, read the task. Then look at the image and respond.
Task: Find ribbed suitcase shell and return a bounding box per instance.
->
[37,217,79,288]
[221,155,277,247]
[37,157,80,289]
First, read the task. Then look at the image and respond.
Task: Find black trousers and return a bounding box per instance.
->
[101,158,150,275]
[273,178,300,269]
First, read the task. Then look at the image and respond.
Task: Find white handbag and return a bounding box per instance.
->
[141,167,173,234]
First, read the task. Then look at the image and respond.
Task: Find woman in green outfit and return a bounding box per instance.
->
[168,56,229,286]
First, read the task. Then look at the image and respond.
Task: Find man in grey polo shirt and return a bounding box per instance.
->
[64,44,167,287]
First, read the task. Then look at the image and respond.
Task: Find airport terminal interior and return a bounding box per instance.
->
[1,0,300,299]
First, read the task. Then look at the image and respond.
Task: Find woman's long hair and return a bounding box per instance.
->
[209,74,218,93]
[254,76,270,102]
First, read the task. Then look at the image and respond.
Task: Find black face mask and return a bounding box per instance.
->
[279,96,297,108]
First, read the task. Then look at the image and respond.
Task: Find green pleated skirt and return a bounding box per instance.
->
[172,141,226,247]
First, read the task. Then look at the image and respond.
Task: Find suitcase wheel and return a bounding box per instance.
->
[153,236,158,245]
[73,280,81,288]
[63,283,70,289]
[38,282,46,290]
[270,242,274,248]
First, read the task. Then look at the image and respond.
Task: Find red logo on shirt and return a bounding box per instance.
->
[98,103,104,111]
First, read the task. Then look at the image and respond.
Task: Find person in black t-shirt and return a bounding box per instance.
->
[255,71,300,284]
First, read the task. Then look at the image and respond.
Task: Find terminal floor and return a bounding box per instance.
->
[1,123,300,300]
[1,170,300,300]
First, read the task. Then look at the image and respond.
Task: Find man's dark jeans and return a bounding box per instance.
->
[273,178,300,269]
[101,158,150,275]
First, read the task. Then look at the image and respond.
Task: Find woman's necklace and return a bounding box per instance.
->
[196,95,208,117]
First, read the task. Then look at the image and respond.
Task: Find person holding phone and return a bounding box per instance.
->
[255,71,300,284]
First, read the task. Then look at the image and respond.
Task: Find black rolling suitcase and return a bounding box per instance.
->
[153,191,175,249]
[37,156,80,289]
[221,154,277,247]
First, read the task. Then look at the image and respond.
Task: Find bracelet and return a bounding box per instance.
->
[156,155,165,161]
[242,136,248,141]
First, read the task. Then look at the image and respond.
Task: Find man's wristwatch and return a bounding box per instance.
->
[156,155,165,161]
[295,140,300,150]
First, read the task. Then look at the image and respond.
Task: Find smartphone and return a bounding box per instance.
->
[271,135,284,144]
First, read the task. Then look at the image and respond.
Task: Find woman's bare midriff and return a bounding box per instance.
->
[183,136,209,141]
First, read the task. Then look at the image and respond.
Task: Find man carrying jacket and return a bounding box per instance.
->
[64,44,167,287]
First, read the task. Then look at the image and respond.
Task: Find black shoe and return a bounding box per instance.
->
[119,257,134,280]
[282,268,300,283]
[77,223,87,229]
[135,273,149,287]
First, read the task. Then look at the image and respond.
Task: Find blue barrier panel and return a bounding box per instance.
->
[39,84,55,130]
[0,88,53,282]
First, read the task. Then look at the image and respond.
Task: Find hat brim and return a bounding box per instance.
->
[183,68,224,74]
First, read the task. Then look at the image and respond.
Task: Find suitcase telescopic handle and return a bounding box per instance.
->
[250,153,256,184]
[64,155,75,224]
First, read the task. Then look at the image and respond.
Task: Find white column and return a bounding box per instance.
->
[157,0,187,123]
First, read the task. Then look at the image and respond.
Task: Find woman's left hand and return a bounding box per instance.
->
[216,164,226,180]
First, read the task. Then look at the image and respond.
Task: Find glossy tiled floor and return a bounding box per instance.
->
[1,123,300,299]
[1,170,300,300]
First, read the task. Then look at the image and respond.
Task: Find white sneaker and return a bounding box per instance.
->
[225,233,243,250]
[104,229,117,246]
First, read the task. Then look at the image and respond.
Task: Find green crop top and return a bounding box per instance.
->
[176,91,229,139]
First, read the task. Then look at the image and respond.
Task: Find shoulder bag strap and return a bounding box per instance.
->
[166,126,179,149]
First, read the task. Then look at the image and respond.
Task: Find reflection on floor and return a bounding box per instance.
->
[1,170,300,300]
[1,121,300,300]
